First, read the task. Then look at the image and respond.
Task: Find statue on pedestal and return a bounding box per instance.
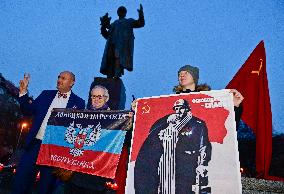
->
[100,4,145,78]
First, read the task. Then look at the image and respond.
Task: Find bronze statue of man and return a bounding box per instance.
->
[100,4,145,78]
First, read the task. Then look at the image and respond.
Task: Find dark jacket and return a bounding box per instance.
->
[134,114,211,194]
[68,104,113,192]
[18,90,85,147]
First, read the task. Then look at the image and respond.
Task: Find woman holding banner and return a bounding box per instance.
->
[133,64,244,194]
[173,64,243,124]
[63,85,113,194]
[64,85,132,194]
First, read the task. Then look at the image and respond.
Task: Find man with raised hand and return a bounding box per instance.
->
[12,71,85,194]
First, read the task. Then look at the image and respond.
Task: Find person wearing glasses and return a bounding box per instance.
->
[88,85,111,111]
[65,85,117,194]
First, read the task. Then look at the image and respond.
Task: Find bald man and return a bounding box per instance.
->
[12,71,85,194]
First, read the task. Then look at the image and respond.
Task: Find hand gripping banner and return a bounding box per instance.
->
[126,90,242,194]
[36,109,132,179]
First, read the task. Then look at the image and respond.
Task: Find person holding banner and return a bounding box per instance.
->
[132,65,244,125]
[173,64,244,125]
[132,65,244,126]
[12,71,85,194]
[66,85,132,194]
[133,64,244,193]
[65,85,113,194]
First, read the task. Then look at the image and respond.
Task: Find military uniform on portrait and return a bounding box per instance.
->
[134,99,212,194]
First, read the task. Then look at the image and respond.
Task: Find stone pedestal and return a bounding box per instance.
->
[88,77,126,110]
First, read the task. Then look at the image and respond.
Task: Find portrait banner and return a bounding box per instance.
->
[126,89,242,194]
[36,109,132,179]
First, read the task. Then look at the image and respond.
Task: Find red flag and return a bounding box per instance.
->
[226,41,273,179]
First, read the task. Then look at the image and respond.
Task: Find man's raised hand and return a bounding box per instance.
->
[19,73,30,94]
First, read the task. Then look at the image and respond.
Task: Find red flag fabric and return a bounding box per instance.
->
[226,41,273,179]
[115,146,129,194]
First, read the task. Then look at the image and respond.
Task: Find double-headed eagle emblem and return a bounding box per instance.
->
[65,121,102,157]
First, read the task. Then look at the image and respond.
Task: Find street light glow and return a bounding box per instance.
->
[21,123,28,129]
[16,122,29,150]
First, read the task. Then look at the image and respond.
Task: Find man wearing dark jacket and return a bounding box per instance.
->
[12,71,85,194]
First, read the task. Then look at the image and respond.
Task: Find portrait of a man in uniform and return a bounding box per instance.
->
[134,98,212,194]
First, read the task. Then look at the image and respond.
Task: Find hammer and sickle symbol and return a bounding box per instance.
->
[251,58,263,76]
[141,102,150,114]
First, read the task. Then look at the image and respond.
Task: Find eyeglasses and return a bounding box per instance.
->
[174,106,185,111]
[91,95,106,100]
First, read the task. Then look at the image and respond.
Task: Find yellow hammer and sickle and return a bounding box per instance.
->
[251,58,263,76]
[141,102,150,114]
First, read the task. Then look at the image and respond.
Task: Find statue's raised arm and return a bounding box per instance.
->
[100,13,111,39]
[132,4,145,28]
[100,5,145,78]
